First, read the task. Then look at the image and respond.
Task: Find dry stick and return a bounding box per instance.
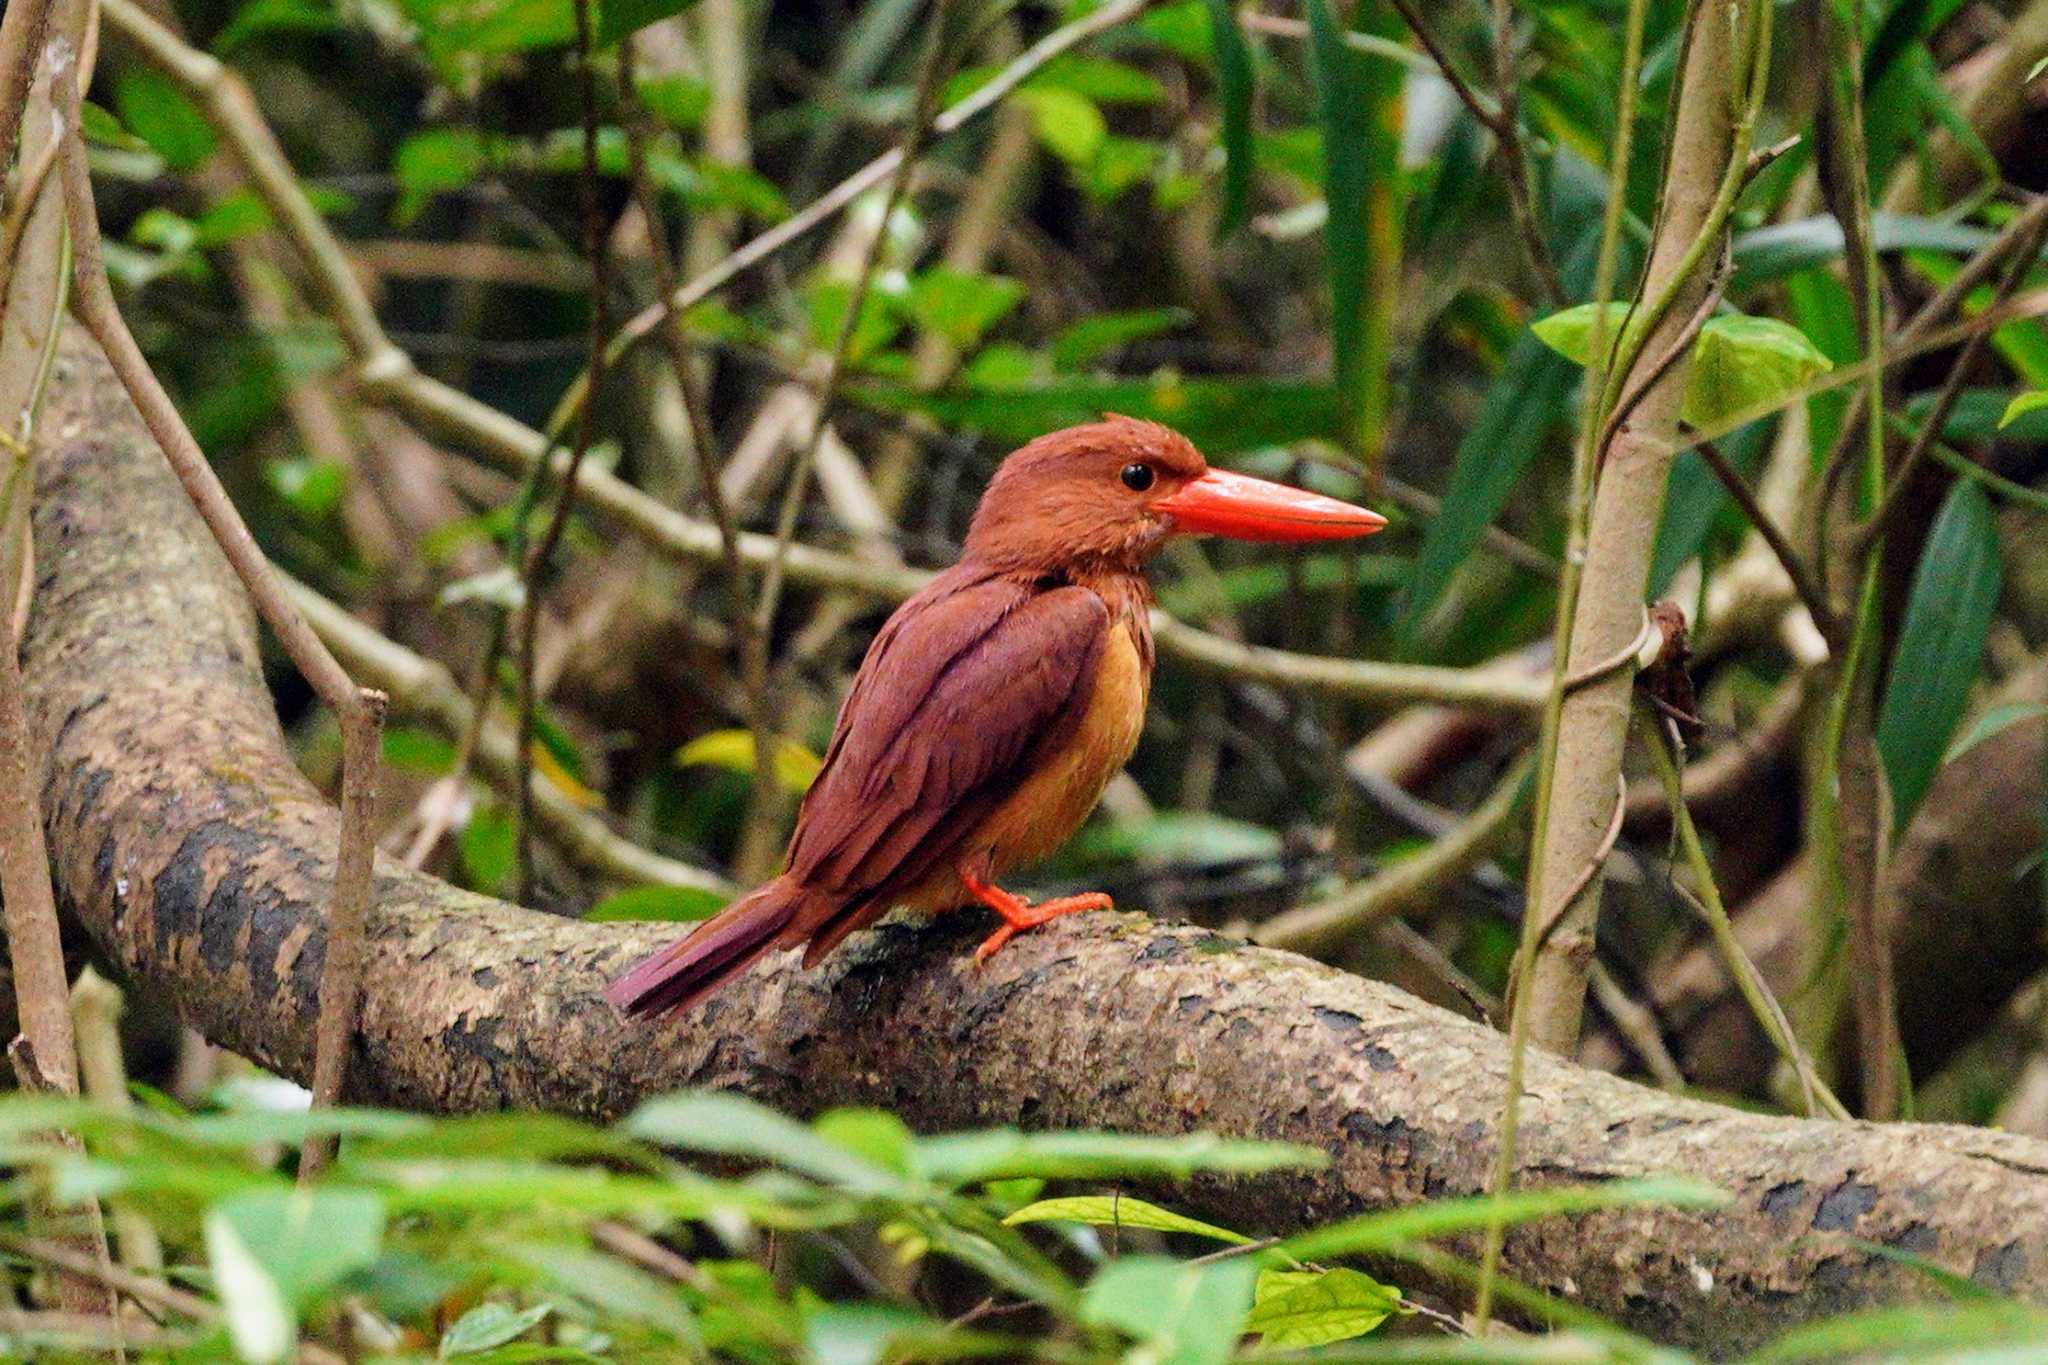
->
[1254,749,1535,956]
[95,0,1546,718]
[513,0,611,904]
[51,56,385,1182]
[1855,200,2048,553]
[736,1,959,873]
[69,971,163,1275]
[1694,439,1834,641]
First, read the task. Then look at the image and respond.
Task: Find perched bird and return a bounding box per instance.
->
[609,417,1385,1016]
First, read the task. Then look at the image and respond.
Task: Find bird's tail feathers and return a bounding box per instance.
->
[605,876,808,1017]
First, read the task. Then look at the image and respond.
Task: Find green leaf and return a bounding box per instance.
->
[597,0,701,46]
[2001,390,2048,429]
[208,1189,385,1321]
[265,457,347,522]
[1649,418,1770,594]
[459,804,517,895]
[383,727,456,774]
[675,729,822,794]
[214,0,344,52]
[1016,87,1107,166]
[1730,212,2007,289]
[1532,306,1832,430]
[584,885,726,923]
[1877,479,2003,832]
[804,280,904,368]
[394,129,489,225]
[1683,315,1834,429]
[623,1092,905,1195]
[1079,1256,1256,1365]
[207,1205,293,1364]
[1201,0,1255,235]
[1945,702,2048,765]
[850,375,1339,455]
[79,100,147,152]
[1003,1194,1251,1243]
[1075,135,1158,203]
[1245,1267,1401,1348]
[1060,811,1282,871]
[114,69,217,171]
[1030,56,1166,104]
[402,0,576,59]
[1049,308,1191,372]
[1281,1177,1727,1260]
[900,268,1025,350]
[635,75,711,129]
[912,1129,1326,1188]
[1306,0,1402,456]
[509,1244,698,1343]
[441,1302,553,1357]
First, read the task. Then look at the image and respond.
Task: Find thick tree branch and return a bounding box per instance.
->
[25,326,2048,1351]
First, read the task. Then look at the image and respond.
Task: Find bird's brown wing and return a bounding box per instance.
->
[785,567,1109,919]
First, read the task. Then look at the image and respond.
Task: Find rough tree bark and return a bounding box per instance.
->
[24,326,2048,1352]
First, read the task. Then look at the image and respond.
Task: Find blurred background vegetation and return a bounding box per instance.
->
[3,0,2048,1354]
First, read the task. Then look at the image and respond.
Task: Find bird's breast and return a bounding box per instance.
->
[964,618,1149,878]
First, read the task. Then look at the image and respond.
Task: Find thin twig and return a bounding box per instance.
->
[1254,750,1535,955]
[1485,0,1566,305]
[514,0,612,904]
[1854,202,2048,553]
[52,39,386,1181]
[1694,438,1835,642]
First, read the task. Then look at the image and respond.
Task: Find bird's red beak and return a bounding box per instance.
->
[1152,469,1388,543]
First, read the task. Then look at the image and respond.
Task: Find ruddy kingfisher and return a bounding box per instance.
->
[609,416,1385,1016]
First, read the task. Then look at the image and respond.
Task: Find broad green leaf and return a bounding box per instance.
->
[624,1092,905,1195]
[114,69,217,171]
[79,100,147,152]
[1002,1194,1251,1244]
[912,1128,1325,1188]
[1028,56,1166,104]
[1529,301,1636,367]
[804,279,904,367]
[207,1208,292,1363]
[1246,1267,1401,1348]
[900,268,1026,350]
[1532,307,1832,430]
[1945,703,2048,765]
[1059,811,1281,872]
[1201,0,1256,234]
[402,0,576,59]
[1017,87,1107,166]
[1079,1256,1256,1365]
[1904,387,2048,444]
[1306,0,1402,457]
[851,375,1339,455]
[1143,0,1213,60]
[1049,307,1191,372]
[1075,135,1158,203]
[383,727,456,774]
[675,729,822,794]
[812,1109,915,1175]
[2002,390,2048,429]
[510,1244,698,1343]
[209,1188,386,1306]
[440,1301,553,1357]
[1684,316,1834,429]
[584,885,726,923]
[1751,1302,2048,1362]
[1878,479,2003,832]
[596,0,702,47]
[1282,1177,1727,1260]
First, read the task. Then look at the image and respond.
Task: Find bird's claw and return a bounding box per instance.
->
[972,891,1114,963]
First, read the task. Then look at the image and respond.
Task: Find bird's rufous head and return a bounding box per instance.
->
[963,416,1386,572]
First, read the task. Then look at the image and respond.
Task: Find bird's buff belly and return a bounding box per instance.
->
[903,620,1147,912]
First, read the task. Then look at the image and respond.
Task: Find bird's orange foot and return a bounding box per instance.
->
[961,870,1112,962]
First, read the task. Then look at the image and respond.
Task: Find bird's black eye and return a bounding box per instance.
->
[1120,462,1155,492]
